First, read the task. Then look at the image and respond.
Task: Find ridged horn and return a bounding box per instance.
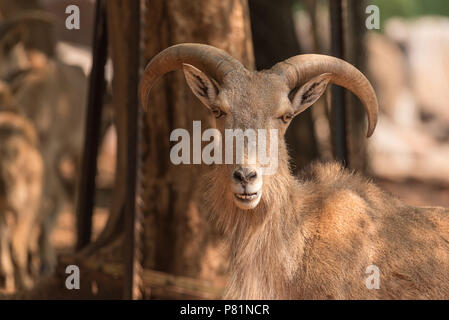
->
[139,43,244,111]
[271,54,378,137]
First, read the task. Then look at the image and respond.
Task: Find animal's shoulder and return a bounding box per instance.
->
[414,206,449,241]
[298,161,370,192]
[296,161,402,222]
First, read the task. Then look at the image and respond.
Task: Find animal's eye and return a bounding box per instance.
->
[279,113,294,124]
[212,107,226,119]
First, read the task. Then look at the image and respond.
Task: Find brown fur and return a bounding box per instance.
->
[0,110,43,292]
[191,70,449,300]
[202,157,449,299]
[4,44,86,273]
[143,44,449,299]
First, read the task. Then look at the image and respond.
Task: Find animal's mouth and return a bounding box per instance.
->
[234,192,259,201]
[233,191,261,209]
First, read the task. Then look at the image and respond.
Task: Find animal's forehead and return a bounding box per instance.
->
[221,70,289,113]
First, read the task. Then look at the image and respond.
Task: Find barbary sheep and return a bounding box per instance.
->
[0,15,87,273]
[0,82,43,291]
[139,43,449,299]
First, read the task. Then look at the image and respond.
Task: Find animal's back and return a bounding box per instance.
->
[295,161,449,299]
[9,59,87,272]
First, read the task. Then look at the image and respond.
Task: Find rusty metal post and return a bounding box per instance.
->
[122,0,142,300]
[329,0,349,166]
[76,0,108,251]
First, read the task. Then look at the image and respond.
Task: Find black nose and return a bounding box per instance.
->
[233,167,257,185]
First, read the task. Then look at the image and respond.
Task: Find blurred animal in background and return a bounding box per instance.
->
[0,81,43,292]
[0,11,87,273]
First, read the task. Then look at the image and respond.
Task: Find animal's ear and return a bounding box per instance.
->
[182,63,219,109]
[291,73,332,115]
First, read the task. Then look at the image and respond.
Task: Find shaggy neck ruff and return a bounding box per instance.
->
[202,145,305,298]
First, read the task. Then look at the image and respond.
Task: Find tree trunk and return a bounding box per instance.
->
[248,0,319,171]
[139,0,254,288]
[86,0,254,292]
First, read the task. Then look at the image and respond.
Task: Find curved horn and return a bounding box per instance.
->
[0,10,55,39]
[2,10,55,24]
[140,43,244,111]
[271,54,378,137]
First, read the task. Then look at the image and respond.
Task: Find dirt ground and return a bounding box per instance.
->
[52,206,108,255]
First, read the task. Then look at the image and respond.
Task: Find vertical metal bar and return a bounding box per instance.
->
[75,0,108,251]
[123,0,142,300]
[329,0,349,166]
[345,0,368,171]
